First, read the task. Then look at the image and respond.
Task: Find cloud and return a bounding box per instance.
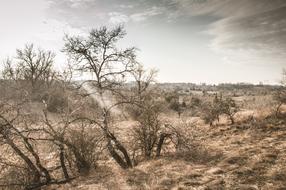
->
[119,4,134,9]
[47,0,169,26]
[45,0,286,69]
[173,0,286,66]
[130,6,164,22]
[108,12,129,24]
[65,0,96,9]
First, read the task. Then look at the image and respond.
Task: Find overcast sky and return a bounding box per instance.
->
[1,0,286,84]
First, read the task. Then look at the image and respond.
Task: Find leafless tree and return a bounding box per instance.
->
[0,63,86,189]
[63,25,137,92]
[201,95,239,126]
[63,26,138,169]
[220,97,239,124]
[0,101,51,189]
[127,66,173,160]
[2,44,56,95]
[274,69,286,117]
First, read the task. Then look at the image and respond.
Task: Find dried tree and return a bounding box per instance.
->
[274,69,286,117]
[63,25,137,169]
[2,44,56,95]
[0,101,51,189]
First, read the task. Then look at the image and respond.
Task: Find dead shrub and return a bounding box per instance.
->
[0,164,34,190]
[66,125,105,175]
[44,89,68,113]
[168,122,223,164]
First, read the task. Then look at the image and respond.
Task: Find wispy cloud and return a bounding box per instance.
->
[130,6,164,22]
[173,0,286,66]
[41,0,286,83]
[108,12,129,24]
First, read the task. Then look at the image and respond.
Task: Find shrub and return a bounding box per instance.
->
[132,104,162,160]
[0,167,32,190]
[201,95,239,126]
[45,89,68,113]
[66,126,104,174]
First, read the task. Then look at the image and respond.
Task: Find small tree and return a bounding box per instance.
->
[0,101,51,188]
[165,92,185,117]
[220,97,239,124]
[43,109,104,175]
[1,44,56,97]
[201,102,218,126]
[201,95,239,126]
[274,69,286,117]
[132,102,162,159]
[125,65,172,161]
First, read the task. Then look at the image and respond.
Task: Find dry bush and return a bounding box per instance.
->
[201,101,218,126]
[200,95,239,126]
[0,102,54,189]
[0,164,33,190]
[274,89,286,117]
[167,121,223,164]
[131,103,163,161]
[44,89,68,113]
[65,125,105,175]
[164,92,186,117]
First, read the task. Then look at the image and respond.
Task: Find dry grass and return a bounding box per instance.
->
[43,110,286,190]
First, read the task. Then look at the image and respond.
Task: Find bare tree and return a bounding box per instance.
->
[130,64,157,102]
[165,92,185,117]
[274,69,286,117]
[127,66,172,160]
[16,44,56,89]
[220,97,239,124]
[63,26,137,169]
[0,63,83,189]
[201,95,239,126]
[0,101,51,189]
[201,102,218,126]
[2,44,56,95]
[63,25,136,92]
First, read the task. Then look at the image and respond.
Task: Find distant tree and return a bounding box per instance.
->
[190,96,201,108]
[201,95,239,126]
[165,92,185,117]
[274,69,286,117]
[2,44,56,93]
[220,97,239,124]
[130,64,157,102]
[201,102,218,126]
[212,94,223,122]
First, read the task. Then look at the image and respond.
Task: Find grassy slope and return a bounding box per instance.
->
[46,113,286,190]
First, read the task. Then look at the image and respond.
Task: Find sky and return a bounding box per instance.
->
[0,0,286,84]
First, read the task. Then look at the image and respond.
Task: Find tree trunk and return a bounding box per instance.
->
[230,116,234,124]
[106,139,129,169]
[22,137,51,183]
[62,139,91,174]
[276,103,283,117]
[3,135,41,184]
[106,129,133,169]
[59,145,70,180]
[103,112,132,169]
[156,133,168,157]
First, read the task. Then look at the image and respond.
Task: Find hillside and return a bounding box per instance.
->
[46,114,286,190]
